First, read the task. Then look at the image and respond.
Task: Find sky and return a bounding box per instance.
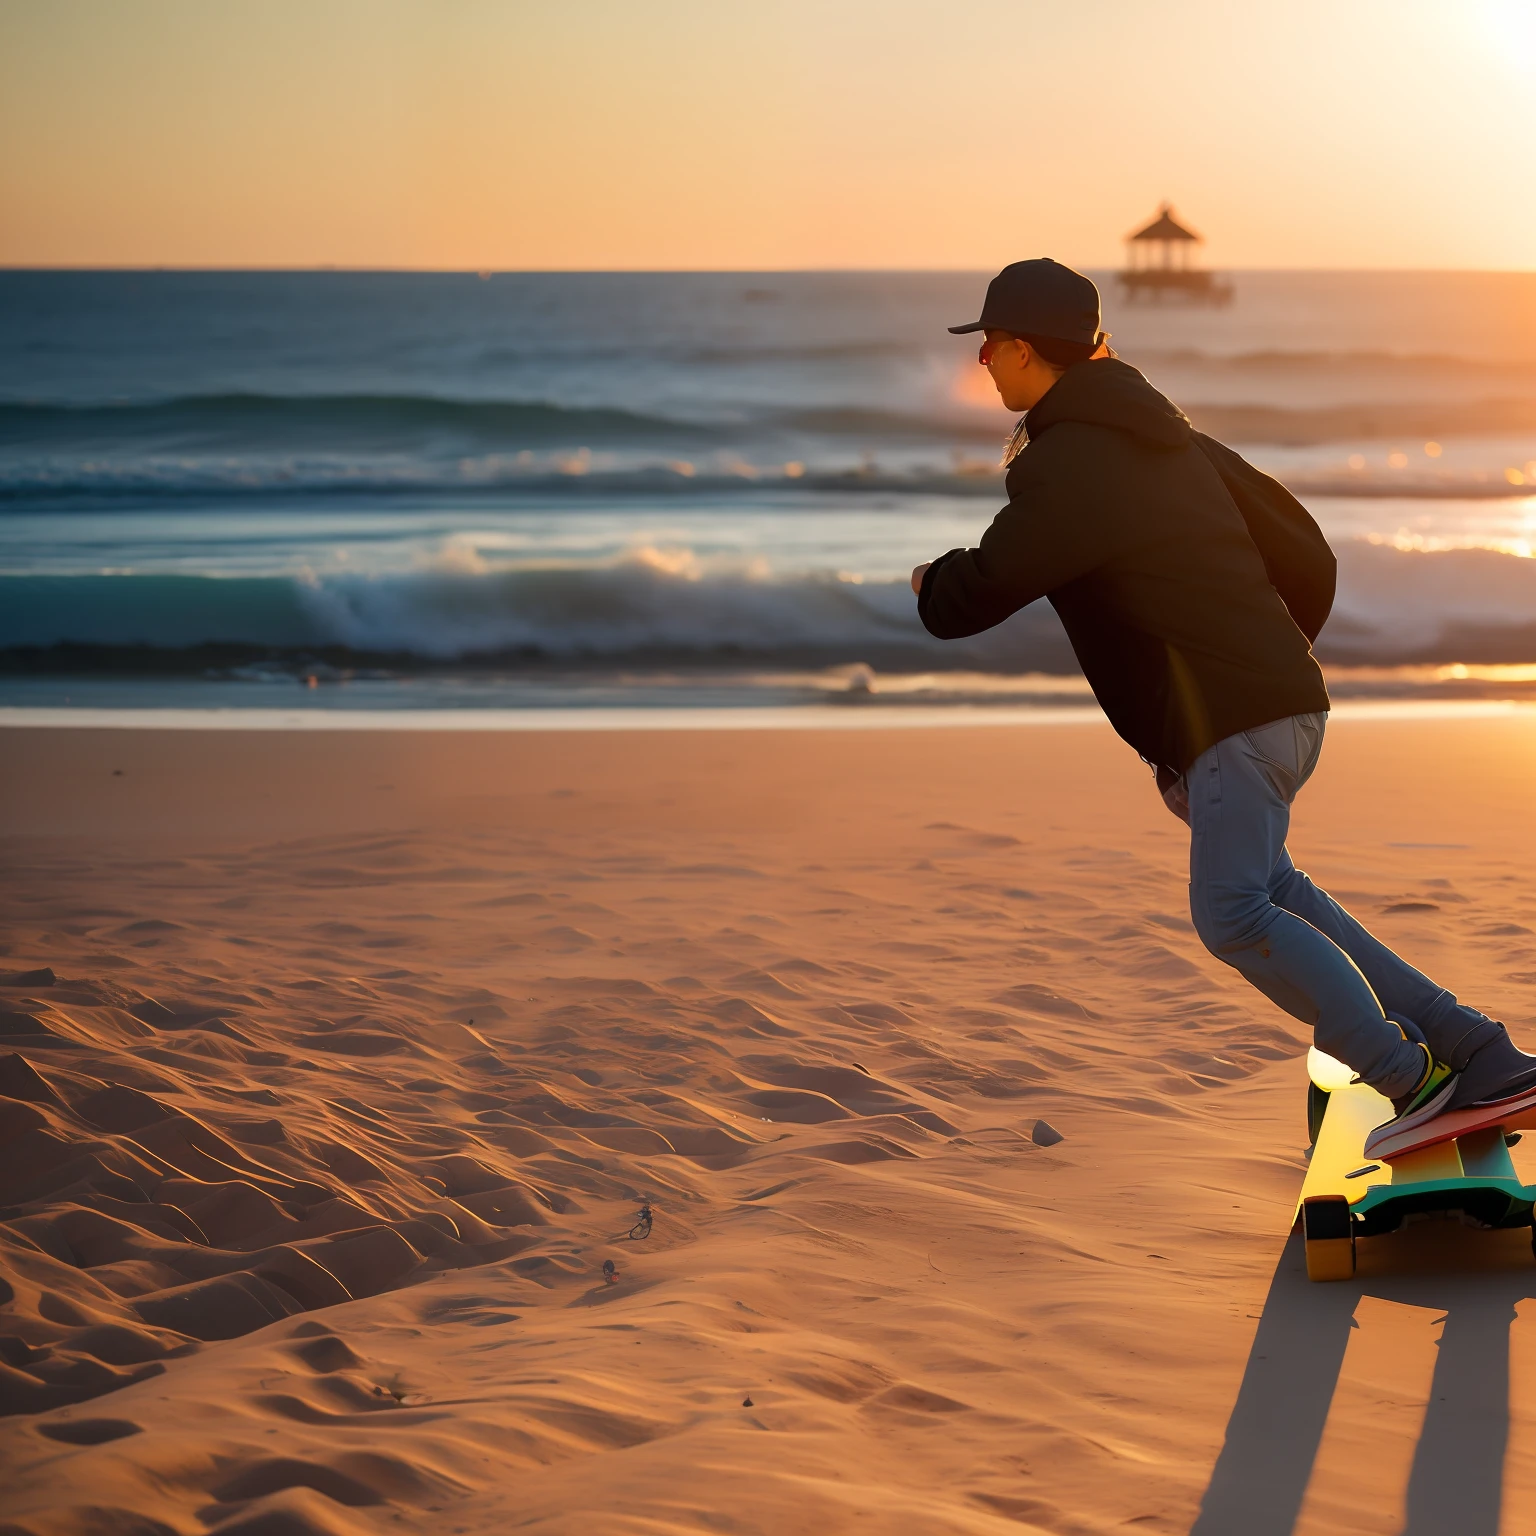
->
[3,0,1536,270]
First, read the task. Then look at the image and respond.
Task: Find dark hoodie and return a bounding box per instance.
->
[918,358,1333,774]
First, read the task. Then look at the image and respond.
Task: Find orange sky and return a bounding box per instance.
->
[3,0,1536,270]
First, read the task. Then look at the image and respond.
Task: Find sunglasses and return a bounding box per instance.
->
[979,332,1111,367]
[978,333,1015,368]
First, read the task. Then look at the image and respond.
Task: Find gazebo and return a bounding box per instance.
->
[1118,204,1233,306]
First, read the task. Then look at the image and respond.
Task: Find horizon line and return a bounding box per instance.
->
[4,263,1536,277]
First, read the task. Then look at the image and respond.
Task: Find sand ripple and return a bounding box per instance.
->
[6,723,1532,1533]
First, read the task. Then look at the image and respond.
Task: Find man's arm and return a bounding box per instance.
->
[1192,432,1336,643]
[915,460,1106,640]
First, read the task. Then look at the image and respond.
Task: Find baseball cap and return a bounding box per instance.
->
[948,258,1103,345]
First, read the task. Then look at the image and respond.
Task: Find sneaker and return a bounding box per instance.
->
[1363,1046,1457,1157]
[1467,1068,1536,1109]
[1445,1029,1536,1112]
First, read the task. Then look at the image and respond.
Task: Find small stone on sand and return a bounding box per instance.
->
[742,1396,754,1407]
[1031,1119,1065,1147]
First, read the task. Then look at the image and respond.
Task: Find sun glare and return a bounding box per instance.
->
[951,361,1010,414]
[1472,0,1536,72]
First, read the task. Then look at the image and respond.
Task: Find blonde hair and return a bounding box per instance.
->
[1002,417,1031,467]
[999,334,1114,465]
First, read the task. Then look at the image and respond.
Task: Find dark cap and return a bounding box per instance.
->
[948,258,1102,344]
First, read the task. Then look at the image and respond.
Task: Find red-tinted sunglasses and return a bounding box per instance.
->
[979,332,1110,366]
[978,334,1013,368]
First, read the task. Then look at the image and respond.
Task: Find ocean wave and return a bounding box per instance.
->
[1186,399,1536,445]
[0,459,1012,504]
[465,338,925,369]
[0,555,964,664]
[6,391,1536,487]
[0,394,713,448]
[0,393,1013,448]
[1134,347,1536,377]
[4,460,1534,507]
[0,396,1016,500]
[5,540,1536,672]
[1323,542,1536,662]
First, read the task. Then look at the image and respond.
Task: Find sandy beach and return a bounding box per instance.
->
[5,715,1536,1535]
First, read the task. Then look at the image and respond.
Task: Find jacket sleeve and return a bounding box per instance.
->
[917,459,1111,640]
[1192,431,1336,643]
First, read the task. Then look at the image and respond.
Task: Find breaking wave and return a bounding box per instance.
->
[7,540,1536,673]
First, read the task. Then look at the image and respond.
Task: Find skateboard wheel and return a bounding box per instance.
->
[1303,1194,1356,1282]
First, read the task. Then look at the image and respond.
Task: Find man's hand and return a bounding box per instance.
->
[910,562,931,596]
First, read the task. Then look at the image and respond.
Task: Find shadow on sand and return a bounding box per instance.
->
[1192,1223,1535,1535]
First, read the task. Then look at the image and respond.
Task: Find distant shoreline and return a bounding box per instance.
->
[4,699,1533,732]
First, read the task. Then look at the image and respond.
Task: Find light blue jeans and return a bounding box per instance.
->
[1165,713,1499,1099]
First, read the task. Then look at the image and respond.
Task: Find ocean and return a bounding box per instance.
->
[6,268,1536,717]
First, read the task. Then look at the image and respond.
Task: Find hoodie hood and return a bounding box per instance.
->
[1024,357,1191,449]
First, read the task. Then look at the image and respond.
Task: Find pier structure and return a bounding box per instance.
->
[1118,204,1233,306]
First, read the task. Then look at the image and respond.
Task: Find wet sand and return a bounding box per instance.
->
[4,717,1536,1535]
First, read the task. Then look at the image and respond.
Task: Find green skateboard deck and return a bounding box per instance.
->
[1296,1048,1536,1281]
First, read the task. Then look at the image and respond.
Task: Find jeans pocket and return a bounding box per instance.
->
[1242,712,1327,803]
[1241,717,1304,801]
[1294,711,1325,791]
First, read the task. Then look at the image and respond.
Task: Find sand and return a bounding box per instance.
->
[4,714,1536,1536]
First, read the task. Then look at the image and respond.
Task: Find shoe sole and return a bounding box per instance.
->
[1362,1075,1457,1154]
[1365,1081,1536,1162]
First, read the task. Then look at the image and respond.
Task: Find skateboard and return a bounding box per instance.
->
[1296,1047,1536,1281]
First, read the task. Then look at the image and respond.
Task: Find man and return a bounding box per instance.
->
[913,258,1536,1153]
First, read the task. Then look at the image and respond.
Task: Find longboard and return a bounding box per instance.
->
[1297,1048,1536,1281]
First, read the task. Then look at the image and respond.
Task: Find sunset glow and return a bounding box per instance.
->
[4,0,1536,269]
